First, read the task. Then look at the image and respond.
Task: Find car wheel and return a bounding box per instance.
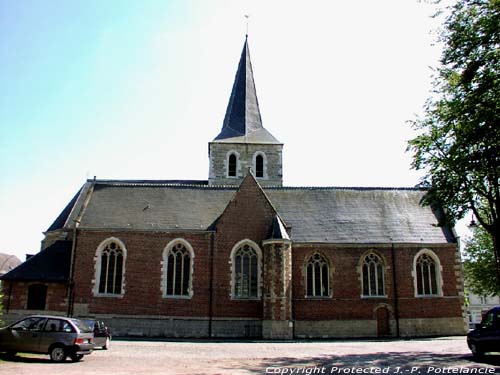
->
[470,343,484,358]
[70,354,84,362]
[49,345,67,362]
[103,337,110,350]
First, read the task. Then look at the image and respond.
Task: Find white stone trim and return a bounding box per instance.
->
[161,238,195,299]
[225,150,241,178]
[252,151,268,179]
[229,239,262,300]
[412,248,443,297]
[92,237,127,297]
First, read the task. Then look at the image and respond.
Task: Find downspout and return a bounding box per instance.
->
[208,232,215,338]
[391,242,400,337]
[6,281,13,313]
[66,220,79,317]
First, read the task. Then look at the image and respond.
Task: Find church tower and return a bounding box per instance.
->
[208,37,283,186]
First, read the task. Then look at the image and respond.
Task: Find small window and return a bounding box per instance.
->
[305,253,330,297]
[481,310,500,329]
[228,153,237,177]
[27,284,47,310]
[362,253,385,296]
[255,154,264,178]
[12,316,47,331]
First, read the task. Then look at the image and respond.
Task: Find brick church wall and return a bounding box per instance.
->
[291,243,467,337]
[72,230,212,318]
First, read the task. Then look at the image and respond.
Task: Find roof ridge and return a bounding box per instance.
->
[264,186,425,191]
[88,179,423,191]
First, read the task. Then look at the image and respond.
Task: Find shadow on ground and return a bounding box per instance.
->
[0,353,85,364]
[236,352,500,374]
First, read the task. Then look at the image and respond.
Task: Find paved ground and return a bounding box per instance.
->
[0,336,499,375]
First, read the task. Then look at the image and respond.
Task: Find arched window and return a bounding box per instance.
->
[231,241,261,298]
[163,239,194,298]
[305,253,330,297]
[228,153,237,177]
[415,253,439,296]
[27,284,47,310]
[95,238,126,296]
[255,154,264,178]
[362,253,385,296]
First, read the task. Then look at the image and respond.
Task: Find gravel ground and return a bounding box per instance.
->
[0,336,499,375]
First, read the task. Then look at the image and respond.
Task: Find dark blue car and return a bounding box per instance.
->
[467,306,500,357]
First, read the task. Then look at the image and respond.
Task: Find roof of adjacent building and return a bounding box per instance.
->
[48,179,456,245]
[212,37,281,145]
[0,241,71,281]
[0,253,22,275]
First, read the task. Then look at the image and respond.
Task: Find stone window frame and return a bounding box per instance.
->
[303,251,332,299]
[358,251,388,298]
[161,238,195,299]
[92,237,127,298]
[229,239,262,300]
[252,151,268,179]
[412,249,443,297]
[225,150,241,178]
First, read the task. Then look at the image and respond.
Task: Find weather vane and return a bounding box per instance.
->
[244,14,250,37]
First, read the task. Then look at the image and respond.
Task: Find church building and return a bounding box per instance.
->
[1,38,467,339]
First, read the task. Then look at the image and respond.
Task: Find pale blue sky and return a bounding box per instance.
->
[1,0,464,260]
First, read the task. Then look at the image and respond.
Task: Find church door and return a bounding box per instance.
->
[376,307,390,336]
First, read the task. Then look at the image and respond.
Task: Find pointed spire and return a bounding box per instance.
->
[213,37,280,144]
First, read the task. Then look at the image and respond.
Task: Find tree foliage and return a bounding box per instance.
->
[463,226,499,296]
[407,0,500,272]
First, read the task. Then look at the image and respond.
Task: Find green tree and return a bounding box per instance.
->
[407,0,500,281]
[463,226,499,296]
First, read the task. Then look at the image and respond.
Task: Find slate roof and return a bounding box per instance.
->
[213,37,281,144]
[50,180,455,245]
[0,241,71,282]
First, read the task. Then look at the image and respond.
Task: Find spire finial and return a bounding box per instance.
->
[244,14,250,37]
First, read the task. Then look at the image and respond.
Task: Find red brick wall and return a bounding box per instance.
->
[2,281,67,312]
[292,244,463,321]
[72,230,212,317]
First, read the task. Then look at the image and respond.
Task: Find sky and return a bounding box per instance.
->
[0,0,468,261]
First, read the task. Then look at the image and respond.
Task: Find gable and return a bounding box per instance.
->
[214,174,279,239]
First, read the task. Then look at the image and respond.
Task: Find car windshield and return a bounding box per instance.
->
[71,318,93,333]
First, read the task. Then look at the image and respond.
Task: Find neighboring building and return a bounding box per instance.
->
[1,37,468,338]
[0,253,21,287]
[467,292,500,329]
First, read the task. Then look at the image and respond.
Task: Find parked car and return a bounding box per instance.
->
[0,315,94,362]
[467,306,500,357]
[82,318,111,350]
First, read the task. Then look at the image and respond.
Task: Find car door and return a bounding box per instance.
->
[477,310,500,352]
[9,317,46,353]
[38,318,72,353]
